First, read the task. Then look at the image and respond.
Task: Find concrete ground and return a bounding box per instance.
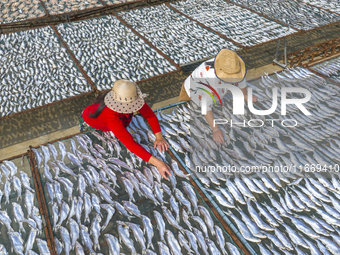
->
[1,22,340,161]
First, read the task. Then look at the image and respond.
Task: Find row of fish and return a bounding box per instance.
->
[171,0,297,47]
[118,4,239,64]
[42,0,102,15]
[228,0,340,31]
[0,0,45,24]
[104,0,137,5]
[32,123,242,255]
[0,159,47,255]
[311,56,340,83]
[0,26,92,118]
[56,16,177,91]
[300,0,340,14]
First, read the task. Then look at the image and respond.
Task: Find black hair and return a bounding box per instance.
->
[89,91,109,118]
[205,61,214,68]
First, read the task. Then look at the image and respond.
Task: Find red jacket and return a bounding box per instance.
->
[83,102,161,162]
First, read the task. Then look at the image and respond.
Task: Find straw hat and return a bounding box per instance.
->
[214,49,246,83]
[104,80,147,113]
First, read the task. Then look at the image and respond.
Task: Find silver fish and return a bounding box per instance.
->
[80,225,95,254]
[113,201,133,220]
[123,201,141,218]
[206,239,221,255]
[127,222,146,252]
[290,216,320,238]
[191,216,209,239]
[171,159,190,180]
[178,232,192,253]
[235,206,266,239]
[9,231,25,255]
[215,225,228,254]
[12,176,22,201]
[182,208,193,230]
[224,210,261,242]
[57,161,77,178]
[75,241,85,255]
[193,227,209,255]
[101,204,115,231]
[161,205,184,232]
[121,177,135,202]
[139,183,159,205]
[58,177,74,202]
[4,180,11,204]
[57,201,70,228]
[90,214,101,251]
[84,193,92,223]
[68,218,80,249]
[25,189,34,216]
[36,238,50,255]
[154,210,166,242]
[226,242,241,255]
[174,188,192,214]
[32,206,42,233]
[170,195,180,222]
[54,237,63,255]
[206,188,234,208]
[226,179,245,204]
[117,221,136,255]
[184,229,199,255]
[140,214,154,250]
[76,197,83,224]
[60,226,71,255]
[58,141,67,161]
[158,241,171,255]
[165,229,181,255]
[13,202,25,233]
[182,182,199,214]
[104,234,120,255]
[19,171,34,193]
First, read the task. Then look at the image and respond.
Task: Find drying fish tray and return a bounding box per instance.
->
[55,15,179,92]
[169,148,256,255]
[0,26,95,120]
[40,0,104,16]
[299,0,340,15]
[225,0,340,32]
[169,0,298,49]
[117,4,240,65]
[0,153,51,255]
[157,79,340,255]
[306,55,340,86]
[0,0,47,26]
[29,127,241,254]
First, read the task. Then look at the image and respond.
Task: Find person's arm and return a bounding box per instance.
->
[239,80,257,102]
[204,110,224,143]
[107,121,171,179]
[139,103,169,153]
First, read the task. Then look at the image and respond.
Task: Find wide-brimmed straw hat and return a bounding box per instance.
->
[104,80,147,113]
[214,49,246,83]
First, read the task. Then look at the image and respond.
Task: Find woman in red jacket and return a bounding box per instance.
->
[82,80,171,179]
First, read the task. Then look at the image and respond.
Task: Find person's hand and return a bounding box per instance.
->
[156,161,172,180]
[213,129,224,143]
[244,94,257,103]
[242,87,257,102]
[154,137,169,153]
[149,156,172,180]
